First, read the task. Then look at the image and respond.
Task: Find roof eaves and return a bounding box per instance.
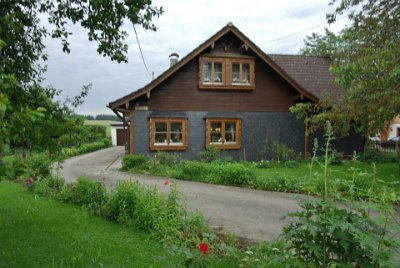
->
[109,24,235,110]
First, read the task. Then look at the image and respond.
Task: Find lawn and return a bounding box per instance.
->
[0,182,232,267]
[84,120,119,137]
[255,161,400,190]
[0,181,169,267]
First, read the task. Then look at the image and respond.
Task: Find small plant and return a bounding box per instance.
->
[198,146,220,162]
[57,176,107,214]
[121,155,147,170]
[154,151,178,166]
[103,181,137,225]
[284,200,397,267]
[271,142,294,161]
[330,150,343,165]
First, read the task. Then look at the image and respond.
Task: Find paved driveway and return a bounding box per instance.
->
[58,146,307,241]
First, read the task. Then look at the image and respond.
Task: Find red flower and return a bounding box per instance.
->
[164,179,169,185]
[198,242,209,254]
[25,178,33,187]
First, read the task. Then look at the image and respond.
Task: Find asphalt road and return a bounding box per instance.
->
[58,146,307,241]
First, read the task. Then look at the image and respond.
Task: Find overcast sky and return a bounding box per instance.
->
[42,0,349,115]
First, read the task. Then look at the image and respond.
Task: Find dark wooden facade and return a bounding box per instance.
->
[131,58,303,112]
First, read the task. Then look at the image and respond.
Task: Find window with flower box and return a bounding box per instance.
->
[205,118,241,149]
[199,56,254,90]
[149,118,187,150]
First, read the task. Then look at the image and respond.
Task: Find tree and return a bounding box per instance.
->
[0,0,163,157]
[296,0,400,138]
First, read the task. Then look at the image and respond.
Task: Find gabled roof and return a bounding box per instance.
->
[109,23,335,111]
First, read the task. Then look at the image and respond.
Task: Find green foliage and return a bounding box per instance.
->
[362,149,397,163]
[329,150,343,165]
[284,200,398,267]
[0,156,27,180]
[282,121,399,267]
[154,151,179,166]
[103,181,137,225]
[271,142,295,161]
[299,0,400,137]
[258,139,295,161]
[121,155,148,170]
[176,161,256,186]
[61,139,111,158]
[57,177,107,214]
[31,176,64,198]
[198,146,220,162]
[28,153,51,177]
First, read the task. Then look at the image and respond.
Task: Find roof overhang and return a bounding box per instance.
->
[108,23,319,111]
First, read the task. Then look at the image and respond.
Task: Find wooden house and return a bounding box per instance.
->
[108,23,362,160]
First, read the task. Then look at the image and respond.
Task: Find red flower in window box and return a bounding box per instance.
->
[198,242,208,254]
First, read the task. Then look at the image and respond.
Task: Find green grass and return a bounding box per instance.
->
[255,161,400,190]
[0,181,170,267]
[84,120,119,137]
[0,181,234,267]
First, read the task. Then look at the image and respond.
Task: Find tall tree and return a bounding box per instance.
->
[295,0,400,137]
[0,0,163,156]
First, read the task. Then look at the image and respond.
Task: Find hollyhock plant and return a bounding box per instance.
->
[198,242,208,254]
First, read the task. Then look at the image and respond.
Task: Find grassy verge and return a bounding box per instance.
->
[0,181,173,267]
[121,154,399,200]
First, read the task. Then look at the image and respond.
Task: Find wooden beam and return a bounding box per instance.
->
[129,111,134,154]
[304,111,309,159]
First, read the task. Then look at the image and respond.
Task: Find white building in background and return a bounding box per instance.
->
[110,123,128,146]
[380,115,400,141]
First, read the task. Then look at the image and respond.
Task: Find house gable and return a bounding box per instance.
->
[108,23,320,113]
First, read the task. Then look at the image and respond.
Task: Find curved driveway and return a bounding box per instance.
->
[59,146,306,241]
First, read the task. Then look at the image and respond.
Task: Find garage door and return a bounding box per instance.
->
[116,129,128,146]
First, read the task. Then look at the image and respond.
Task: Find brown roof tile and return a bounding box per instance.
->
[268,54,341,100]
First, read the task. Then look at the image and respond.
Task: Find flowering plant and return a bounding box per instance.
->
[198,242,209,254]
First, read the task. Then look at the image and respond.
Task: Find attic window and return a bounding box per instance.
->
[203,62,223,84]
[199,56,254,90]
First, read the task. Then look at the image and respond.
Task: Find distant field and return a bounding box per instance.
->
[84,120,120,137]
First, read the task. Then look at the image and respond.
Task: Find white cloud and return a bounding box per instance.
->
[42,0,349,115]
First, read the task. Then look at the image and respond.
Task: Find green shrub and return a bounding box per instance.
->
[177,161,255,186]
[31,176,64,197]
[271,142,294,161]
[103,181,137,225]
[362,149,397,163]
[0,157,27,180]
[154,151,178,166]
[61,140,111,158]
[176,160,209,182]
[284,200,398,267]
[198,146,220,162]
[28,153,51,177]
[121,155,148,170]
[209,163,256,186]
[57,176,107,214]
[100,138,112,147]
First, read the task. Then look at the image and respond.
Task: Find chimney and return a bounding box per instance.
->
[169,53,179,66]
